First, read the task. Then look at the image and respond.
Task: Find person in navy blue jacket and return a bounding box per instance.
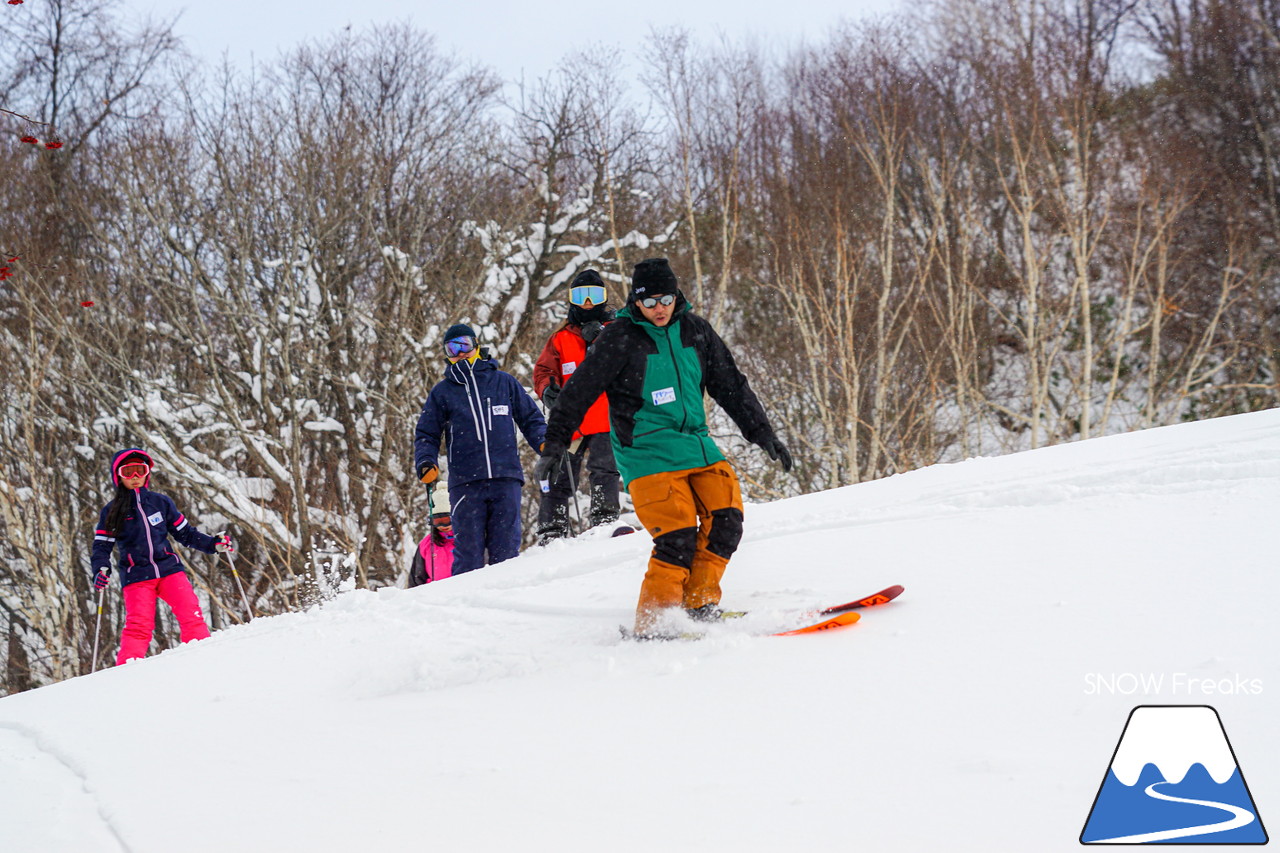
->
[414,323,547,575]
[91,448,232,665]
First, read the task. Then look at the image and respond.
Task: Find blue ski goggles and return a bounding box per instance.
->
[570,284,607,306]
[443,335,477,358]
[638,293,676,309]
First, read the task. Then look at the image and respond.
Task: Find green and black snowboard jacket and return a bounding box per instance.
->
[542,292,778,488]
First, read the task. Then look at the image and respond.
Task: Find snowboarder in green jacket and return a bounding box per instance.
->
[536,258,791,637]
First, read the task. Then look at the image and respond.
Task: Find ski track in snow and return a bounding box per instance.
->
[0,721,131,853]
[1087,781,1257,844]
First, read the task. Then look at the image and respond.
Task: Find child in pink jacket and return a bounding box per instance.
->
[408,511,455,587]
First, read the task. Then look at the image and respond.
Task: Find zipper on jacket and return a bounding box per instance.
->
[663,321,710,468]
[457,362,485,441]
[662,328,692,435]
[475,377,492,479]
[134,490,160,579]
[462,364,493,479]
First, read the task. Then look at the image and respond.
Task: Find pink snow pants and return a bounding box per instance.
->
[116,572,211,665]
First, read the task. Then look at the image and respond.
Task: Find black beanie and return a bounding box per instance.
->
[443,323,476,342]
[631,258,678,298]
[571,269,606,290]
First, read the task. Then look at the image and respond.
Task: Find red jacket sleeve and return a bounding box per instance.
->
[532,332,563,398]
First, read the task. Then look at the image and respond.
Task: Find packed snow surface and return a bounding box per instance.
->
[1,409,1277,852]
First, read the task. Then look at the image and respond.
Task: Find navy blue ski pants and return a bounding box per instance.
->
[449,478,524,574]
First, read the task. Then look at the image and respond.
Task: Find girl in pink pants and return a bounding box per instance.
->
[117,573,211,663]
[91,449,232,666]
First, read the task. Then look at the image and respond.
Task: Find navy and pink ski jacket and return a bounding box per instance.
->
[91,449,221,587]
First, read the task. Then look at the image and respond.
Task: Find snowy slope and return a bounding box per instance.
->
[1,409,1277,853]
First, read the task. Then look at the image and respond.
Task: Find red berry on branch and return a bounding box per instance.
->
[19,136,38,144]
[45,141,63,150]
[80,300,95,307]
[8,1,25,6]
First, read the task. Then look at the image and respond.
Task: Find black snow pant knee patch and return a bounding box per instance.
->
[652,526,698,570]
[705,507,743,560]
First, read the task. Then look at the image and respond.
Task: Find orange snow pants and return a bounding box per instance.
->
[628,461,744,635]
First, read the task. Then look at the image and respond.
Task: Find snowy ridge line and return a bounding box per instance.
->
[891,450,1274,510]
[740,452,1279,545]
[0,721,133,853]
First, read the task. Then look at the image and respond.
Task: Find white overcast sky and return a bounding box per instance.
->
[136,0,906,84]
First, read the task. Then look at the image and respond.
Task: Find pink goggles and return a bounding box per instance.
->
[118,462,150,479]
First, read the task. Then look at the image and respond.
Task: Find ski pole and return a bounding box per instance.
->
[563,454,583,536]
[90,587,106,674]
[224,548,254,622]
[426,483,437,582]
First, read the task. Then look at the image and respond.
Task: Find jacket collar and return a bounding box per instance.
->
[445,355,497,385]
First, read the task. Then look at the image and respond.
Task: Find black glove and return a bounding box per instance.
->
[761,436,793,473]
[580,320,604,345]
[93,568,112,590]
[534,444,567,492]
[542,382,561,409]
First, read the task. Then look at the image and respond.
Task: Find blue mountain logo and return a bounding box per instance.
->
[1081,705,1268,844]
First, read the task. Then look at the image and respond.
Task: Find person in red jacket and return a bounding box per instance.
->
[532,269,621,543]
